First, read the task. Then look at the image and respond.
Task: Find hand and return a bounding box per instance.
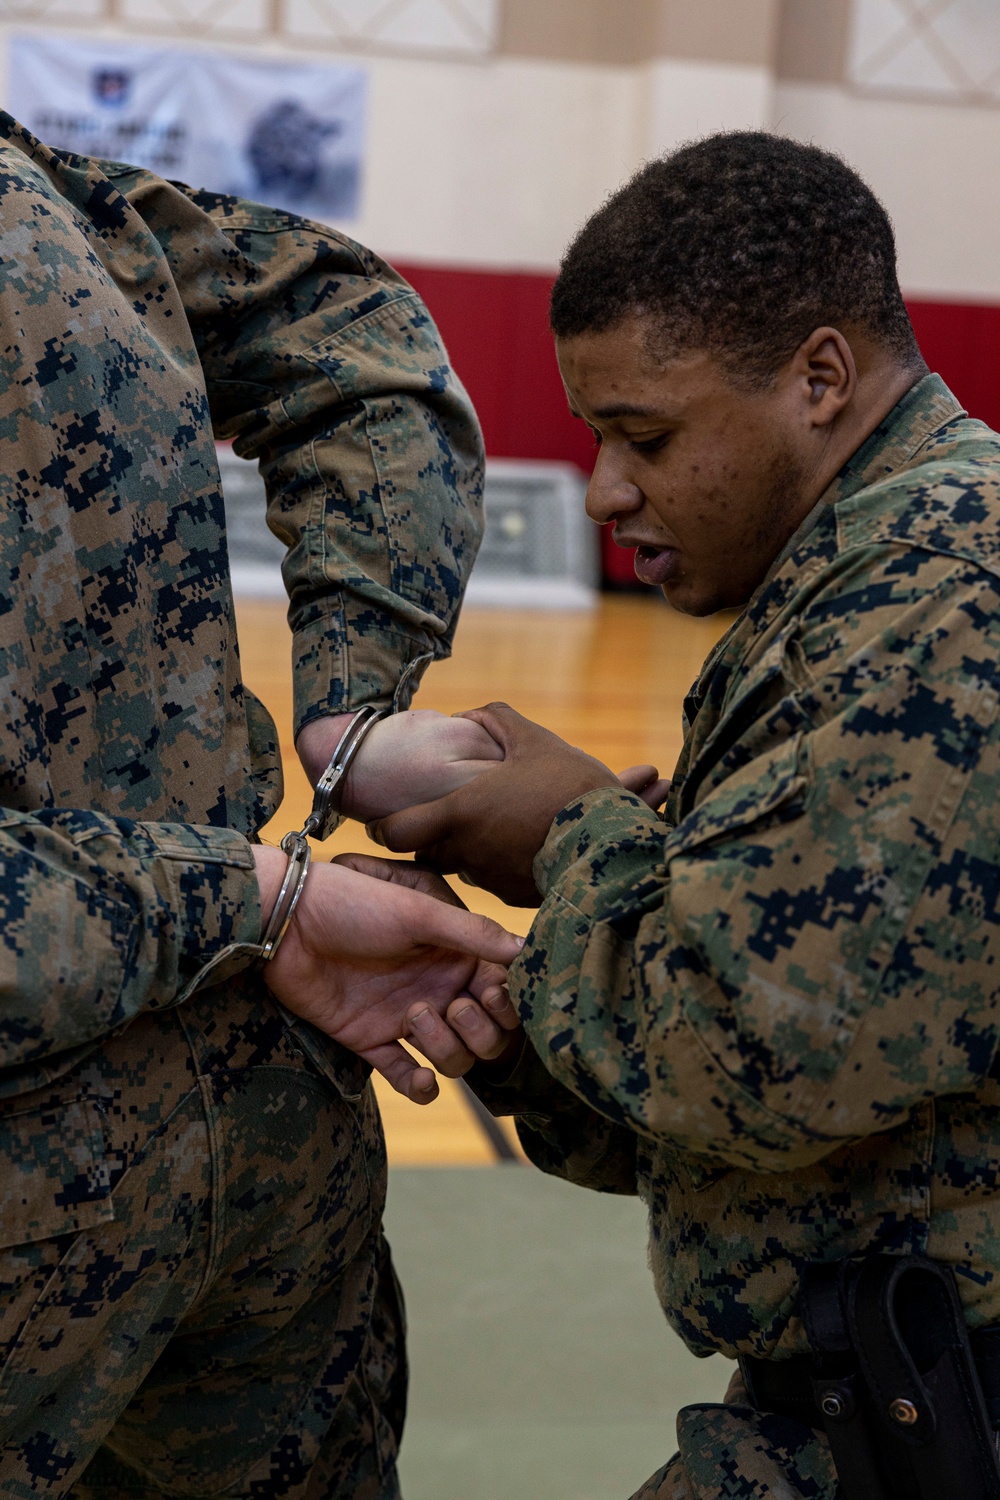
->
[334,852,524,1074]
[369,702,654,906]
[296,709,504,823]
[253,845,522,1103]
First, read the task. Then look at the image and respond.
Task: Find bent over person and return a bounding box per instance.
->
[374,134,1000,1499]
[0,114,522,1499]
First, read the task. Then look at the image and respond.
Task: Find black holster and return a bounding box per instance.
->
[799,1254,1000,1500]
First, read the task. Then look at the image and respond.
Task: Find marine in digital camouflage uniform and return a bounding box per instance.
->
[373,135,1000,1497]
[471,370,1000,1498]
[0,111,486,1497]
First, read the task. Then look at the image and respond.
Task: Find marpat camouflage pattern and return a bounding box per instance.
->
[0,112,483,1496]
[472,374,1000,1496]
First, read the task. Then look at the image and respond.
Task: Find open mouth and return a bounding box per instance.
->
[633,544,678,586]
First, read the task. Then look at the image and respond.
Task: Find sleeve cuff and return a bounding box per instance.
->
[466,1033,585,1119]
[134,822,264,1004]
[291,601,439,735]
[533,785,666,899]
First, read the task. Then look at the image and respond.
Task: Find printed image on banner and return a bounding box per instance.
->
[8,33,367,222]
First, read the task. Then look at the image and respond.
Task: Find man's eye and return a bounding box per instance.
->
[588,427,603,448]
[629,434,668,454]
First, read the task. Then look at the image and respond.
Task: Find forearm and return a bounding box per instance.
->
[104,165,484,726]
[514,716,1000,1177]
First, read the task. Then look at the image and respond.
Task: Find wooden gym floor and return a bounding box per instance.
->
[235,593,732,1167]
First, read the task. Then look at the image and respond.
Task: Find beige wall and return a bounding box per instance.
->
[500,0,781,68]
[650,0,778,69]
[775,0,850,83]
[497,0,653,66]
[777,80,1000,300]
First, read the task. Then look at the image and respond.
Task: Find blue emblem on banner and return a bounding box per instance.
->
[93,69,131,108]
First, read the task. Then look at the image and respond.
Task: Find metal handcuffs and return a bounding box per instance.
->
[260,704,389,963]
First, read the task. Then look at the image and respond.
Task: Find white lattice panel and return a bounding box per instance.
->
[119,0,271,35]
[850,0,1000,103]
[2,0,500,54]
[2,0,105,18]
[283,0,499,55]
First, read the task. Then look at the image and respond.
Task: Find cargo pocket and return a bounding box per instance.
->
[0,1093,113,1250]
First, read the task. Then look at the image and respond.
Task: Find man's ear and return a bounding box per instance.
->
[792,326,857,428]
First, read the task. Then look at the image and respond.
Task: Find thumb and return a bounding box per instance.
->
[333,851,467,908]
[457,702,530,755]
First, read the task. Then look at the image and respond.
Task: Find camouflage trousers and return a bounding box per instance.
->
[631,1371,839,1500]
[0,979,406,1498]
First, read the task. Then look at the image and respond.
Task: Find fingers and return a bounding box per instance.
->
[618,764,671,810]
[364,1039,440,1104]
[369,795,459,858]
[618,763,659,792]
[474,978,522,1031]
[447,997,521,1061]
[465,961,522,1028]
[406,1002,477,1077]
[407,997,516,1069]
[332,852,466,906]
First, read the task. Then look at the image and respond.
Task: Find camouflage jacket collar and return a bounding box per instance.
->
[772,371,965,573]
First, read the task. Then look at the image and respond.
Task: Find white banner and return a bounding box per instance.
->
[8,33,368,222]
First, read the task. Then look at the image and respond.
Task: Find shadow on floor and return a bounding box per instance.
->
[384,1166,729,1500]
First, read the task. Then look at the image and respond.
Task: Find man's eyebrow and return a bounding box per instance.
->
[571,403,670,421]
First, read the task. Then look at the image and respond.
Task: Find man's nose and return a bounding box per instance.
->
[585,453,644,526]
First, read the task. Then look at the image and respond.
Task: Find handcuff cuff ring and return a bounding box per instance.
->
[259,829,312,963]
[260,704,389,964]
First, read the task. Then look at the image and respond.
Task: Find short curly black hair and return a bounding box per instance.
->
[550,132,921,386]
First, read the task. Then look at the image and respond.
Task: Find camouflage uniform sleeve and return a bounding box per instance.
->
[467,1035,640,1194]
[512,546,1000,1175]
[0,810,261,1092]
[103,166,485,730]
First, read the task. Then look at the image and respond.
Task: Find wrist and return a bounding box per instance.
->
[252,844,288,932]
[296,713,359,788]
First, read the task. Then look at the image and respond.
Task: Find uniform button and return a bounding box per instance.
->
[819,1391,845,1419]
[889,1398,919,1426]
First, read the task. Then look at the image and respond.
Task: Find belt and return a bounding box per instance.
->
[741,1325,1000,1431]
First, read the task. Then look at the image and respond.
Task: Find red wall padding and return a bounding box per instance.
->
[394,263,591,468]
[395,263,1000,585]
[906,299,1000,433]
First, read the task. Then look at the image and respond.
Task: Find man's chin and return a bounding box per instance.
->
[661,578,749,617]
